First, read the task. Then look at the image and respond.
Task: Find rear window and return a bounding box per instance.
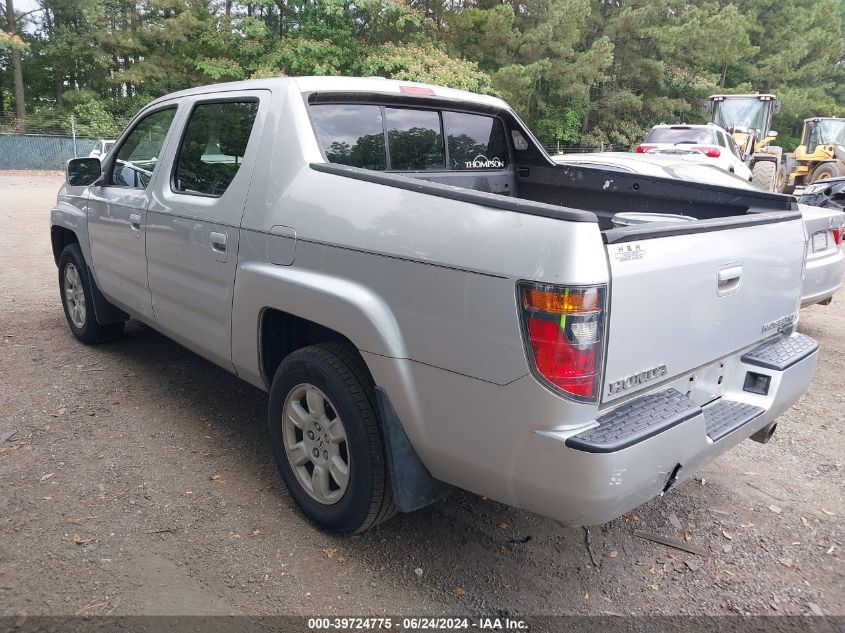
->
[310,103,508,172]
[311,104,386,171]
[444,111,508,170]
[644,127,716,144]
[385,108,444,170]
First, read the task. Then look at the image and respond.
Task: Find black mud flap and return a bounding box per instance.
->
[85,266,128,325]
[374,387,453,513]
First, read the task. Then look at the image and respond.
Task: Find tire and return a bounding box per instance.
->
[268,342,396,534]
[58,243,125,344]
[751,160,778,192]
[810,163,840,183]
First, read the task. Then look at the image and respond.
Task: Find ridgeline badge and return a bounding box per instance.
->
[608,364,668,395]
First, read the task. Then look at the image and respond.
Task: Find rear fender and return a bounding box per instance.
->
[231,261,407,391]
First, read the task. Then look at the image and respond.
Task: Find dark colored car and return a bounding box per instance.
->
[798,177,845,211]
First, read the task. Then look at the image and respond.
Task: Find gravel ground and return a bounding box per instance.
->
[1,172,843,618]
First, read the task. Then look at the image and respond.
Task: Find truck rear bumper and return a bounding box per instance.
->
[510,332,818,526]
[801,244,844,307]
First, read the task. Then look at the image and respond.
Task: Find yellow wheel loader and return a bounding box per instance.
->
[702,94,784,192]
[783,117,845,194]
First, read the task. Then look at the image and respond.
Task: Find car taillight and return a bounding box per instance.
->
[692,146,721,158]
[519,283,606,401]
[834,228,842,245]
[635,144,655,154]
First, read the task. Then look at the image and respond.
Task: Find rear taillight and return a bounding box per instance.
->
[833,228,842,245]
[635,144,655,154]
[518,283,606,401]
[692,146,721,158]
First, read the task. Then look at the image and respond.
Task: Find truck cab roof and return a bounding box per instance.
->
[147,76,510,112]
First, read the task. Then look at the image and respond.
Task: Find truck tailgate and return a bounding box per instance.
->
[601,214,805,405]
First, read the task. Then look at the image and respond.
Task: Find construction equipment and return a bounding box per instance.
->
[783,117,845,194]
[702,94,784,192]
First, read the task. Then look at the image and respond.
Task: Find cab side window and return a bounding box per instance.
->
[111,108,177,189]
[173,101,259,196]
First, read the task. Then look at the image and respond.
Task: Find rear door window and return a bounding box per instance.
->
[173,100,259,196]
[311,104,386,170]
[385,108,444,171]
[443,112,508,170]
[644,127,713,144]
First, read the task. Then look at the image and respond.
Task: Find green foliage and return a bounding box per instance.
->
[358,43,492,93]
[2,0,843,147]
[0,30,27,50]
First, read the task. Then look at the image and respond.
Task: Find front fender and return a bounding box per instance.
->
[51,183,91,265]
[231,261,407,390]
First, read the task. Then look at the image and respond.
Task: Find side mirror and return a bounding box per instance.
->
[66,157,102,187]
[766,130,778,138]
[701,99,712,115]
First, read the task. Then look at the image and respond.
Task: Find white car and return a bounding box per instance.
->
[88,139,116,160]
[553,152,845,307]
[636,124,752,180]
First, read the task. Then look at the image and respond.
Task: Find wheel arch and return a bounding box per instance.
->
[232,262,408,392]
[50,225,79,266]
[258,307,359,389]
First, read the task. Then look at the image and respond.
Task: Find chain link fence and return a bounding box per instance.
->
[0,113,122,170]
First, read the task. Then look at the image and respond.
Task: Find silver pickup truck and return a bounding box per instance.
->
[51,77,819,534]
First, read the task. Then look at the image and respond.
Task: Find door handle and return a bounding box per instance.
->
[210,231,227,253]
[129,213,141,231]
[717,264,742,296]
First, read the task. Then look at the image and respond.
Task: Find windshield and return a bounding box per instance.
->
[806,119,845,149]
[713,98,768,132]
[644,127,715,144]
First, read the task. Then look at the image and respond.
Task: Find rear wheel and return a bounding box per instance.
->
[268,342,396,534]
[58,243,124,344]
[810,163,841,183]
[751,160,779,192]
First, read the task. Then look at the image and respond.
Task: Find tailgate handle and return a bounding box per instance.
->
[717,264,742,296]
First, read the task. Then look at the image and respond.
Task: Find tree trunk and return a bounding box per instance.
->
[720,61,728,89]
[5,0,26,127]
[44,5,63,107]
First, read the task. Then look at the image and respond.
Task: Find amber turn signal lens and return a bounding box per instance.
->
[523,289,601,314]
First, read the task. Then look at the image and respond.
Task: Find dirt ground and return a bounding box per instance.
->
[1,172,843,618]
